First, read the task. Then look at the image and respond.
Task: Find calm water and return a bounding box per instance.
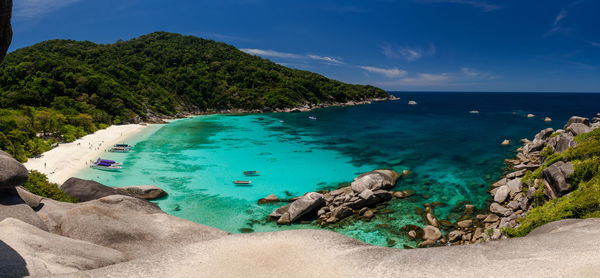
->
[76,92,600,248]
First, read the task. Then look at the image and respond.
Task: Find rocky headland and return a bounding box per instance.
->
[395,114,600,247]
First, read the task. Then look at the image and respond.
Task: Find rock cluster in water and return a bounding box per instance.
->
[265,169,413,225]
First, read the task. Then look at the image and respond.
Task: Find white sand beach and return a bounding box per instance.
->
[23,124,151,184]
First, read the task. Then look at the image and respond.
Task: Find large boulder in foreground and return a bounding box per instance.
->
[60,177,134,202]
[63,219,600,277]
[351,170,401,193]
[0,218,126,277]
[116,185,167,200]
[0,187,48,231]
[35,197,77,234]
[59,195,229,259]
[0,150,28,188]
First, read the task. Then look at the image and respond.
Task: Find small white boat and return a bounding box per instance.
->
[108,147,130,153]
[114,144,134,149]
[90,163,122,171]
[91,158,123,171]
[233,180,252,185]
[308,116,317,120]
[469,110,480,114]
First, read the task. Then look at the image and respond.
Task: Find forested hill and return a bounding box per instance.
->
[0,32,388,161]
[1,32,388,118]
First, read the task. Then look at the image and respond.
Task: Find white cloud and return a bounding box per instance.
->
[390,73,450,86]
[14,0,80,21]
[240,48,302,59]
[359,66,407,78]
[461,67,501,79]
[553,9,567,26]
[419,0,500,12]
[307,54,344,64]
[545,9,570,37]
[375,67,499,88]
[242,49,345,66]
[382,43,436,61]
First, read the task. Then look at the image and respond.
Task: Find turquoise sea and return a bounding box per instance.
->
[76,92,600,248]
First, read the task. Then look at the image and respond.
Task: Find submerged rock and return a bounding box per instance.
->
[257,194,280,204]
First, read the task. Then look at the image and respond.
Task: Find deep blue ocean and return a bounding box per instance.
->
[77,92,600,248]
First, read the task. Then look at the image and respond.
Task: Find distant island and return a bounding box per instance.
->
[0,32,389,161]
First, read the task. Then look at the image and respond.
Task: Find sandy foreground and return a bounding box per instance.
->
[23,124,150,184]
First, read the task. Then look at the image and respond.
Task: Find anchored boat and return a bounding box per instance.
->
[108,146,130,153]
[114,144,134,149]
[90,158,122,171]
[233,180,252,185]
[243,171,259,176]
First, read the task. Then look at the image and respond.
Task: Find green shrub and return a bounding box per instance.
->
[574,128,600,143]
[540,146,554,159]
[571,158,600,190]
[506,175,600,237]
[22,170,78,203]
[506,129,600,237]
[521,170,534,186]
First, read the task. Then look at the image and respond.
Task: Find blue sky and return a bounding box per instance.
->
[8,0,600,92]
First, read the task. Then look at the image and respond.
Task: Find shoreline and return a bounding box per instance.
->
[23,124,154,185]
[156,96,399,122]
[22,97,398,185]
